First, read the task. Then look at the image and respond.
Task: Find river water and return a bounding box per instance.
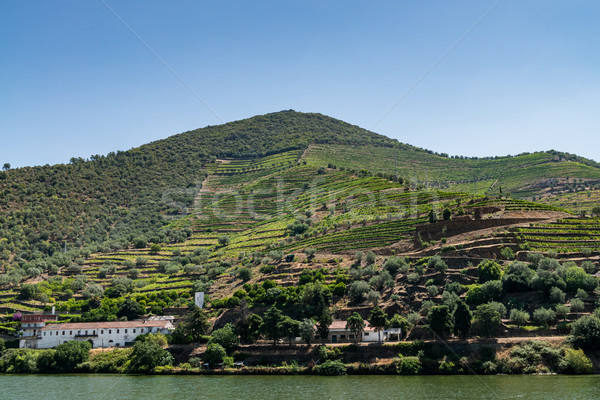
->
[1,374,599,400]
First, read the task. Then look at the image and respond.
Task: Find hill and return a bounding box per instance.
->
[1,110,600,350]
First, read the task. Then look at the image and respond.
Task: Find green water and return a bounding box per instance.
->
[1,374,599,400]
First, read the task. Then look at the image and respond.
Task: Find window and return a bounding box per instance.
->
[62,331,65,336]
[70,331,72,335]
[141,328,144,333]
[93,331,96,335]
[43,332,46,336]
[109,330,111,334]
[117,329,120,334]
[85,330,88,336]
[133,329,136,333]
[364,333,369,336]
[340,335,346,339]
[101,330,104,334]
[125,329,127,333]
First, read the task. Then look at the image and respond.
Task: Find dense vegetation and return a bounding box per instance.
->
[1,110,600,375]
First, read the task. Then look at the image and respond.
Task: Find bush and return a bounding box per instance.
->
[237,267,252,282]
[395,356,422,375]
[427,256,448,273]
[560,348,593,374]
[332,282,346,296]
[570,315,600,350]
[315,360,346,375]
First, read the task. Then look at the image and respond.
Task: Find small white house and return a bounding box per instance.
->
[20,319,174,349]
[314,320,382,343]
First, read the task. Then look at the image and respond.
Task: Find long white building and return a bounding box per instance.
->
[20,319,174,349]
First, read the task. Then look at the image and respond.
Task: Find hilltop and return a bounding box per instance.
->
[1,111,600,366]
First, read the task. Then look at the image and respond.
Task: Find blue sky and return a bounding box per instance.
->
[1,0,599,168]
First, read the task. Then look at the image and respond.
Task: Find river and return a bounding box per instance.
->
[1,374,599,400]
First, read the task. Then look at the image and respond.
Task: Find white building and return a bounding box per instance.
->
[20,319,174,349]
[314,320,383,343]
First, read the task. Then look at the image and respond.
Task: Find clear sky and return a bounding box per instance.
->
[1,0,599,168]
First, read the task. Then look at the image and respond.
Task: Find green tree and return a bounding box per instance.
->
[117,299,144,321]
[452,300,472,339]
[129,333,173,372]
[346,312,365,343]
[185,306,211,343]
[237,267,252,282]
[261,306,285,345]
[299,318,316,345]
[474,303,502,337]
[236,313,263,344]
[2,163,10,171]
[348,280,370,304]
[570,298,585,315]
[427,305,452,338]
[477,260,502,283]
[509,309,529,327]
[218,235,230,247]
[204,343,227,365]
[316,308,333,345]
[570,315,600,350]
[278,316,300,346]
[368,306,388,344]
[209,323,239,353]
[54,340,92,372]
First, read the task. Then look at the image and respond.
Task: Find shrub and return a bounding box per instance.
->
[395,356,422,375]
[332,282,346,296]
[560,348,593,374]
[315,360,346,376]
[237,267,252,282]
[383,256,408,275]
[500,247,515,260]
[428,256,448,273]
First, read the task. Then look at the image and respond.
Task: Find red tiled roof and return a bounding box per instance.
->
[41,320,172,331]
[325,320,376,332]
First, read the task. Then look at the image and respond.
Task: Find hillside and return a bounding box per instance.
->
[1,110,600,352]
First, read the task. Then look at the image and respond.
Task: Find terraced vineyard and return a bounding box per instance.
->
[514,218,600,253]
[2,110,600,340]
